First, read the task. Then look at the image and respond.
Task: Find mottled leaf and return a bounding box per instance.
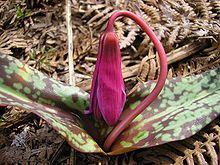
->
[0,54,104,154]
[109,67,220,155]
[0,54,219,155]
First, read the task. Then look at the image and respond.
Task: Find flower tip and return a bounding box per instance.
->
[105,32,118,45]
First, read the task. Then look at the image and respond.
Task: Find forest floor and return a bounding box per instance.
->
[0,0,219,164]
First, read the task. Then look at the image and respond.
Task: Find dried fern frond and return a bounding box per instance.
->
[114,21,125,40]
[173,35,220,77]
[0,29,27,55]
[175,0,196,17]
[139,2,161,23]
[210,0,220,19]
[159,0,182,21]
[87,6,113,25]
[129,36,217,95]
[119,18,140,49]
[187,0,213,20]
[166,25,181,51]
[120,28,139,49]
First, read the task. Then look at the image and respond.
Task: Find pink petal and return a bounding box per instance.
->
[87,34,105,118]
[97,32,126,126]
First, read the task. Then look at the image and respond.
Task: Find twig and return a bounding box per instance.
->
[66,0,75,85]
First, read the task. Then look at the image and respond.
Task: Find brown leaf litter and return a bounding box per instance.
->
[0,0,219,164]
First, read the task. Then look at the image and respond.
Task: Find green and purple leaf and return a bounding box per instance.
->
[109,67,220,154]
[0,54,219,155]
[0,54,104,154]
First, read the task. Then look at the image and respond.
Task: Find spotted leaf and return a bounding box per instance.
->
[0,54,104,154]
[0,54,219,155]
[109,67,220,155]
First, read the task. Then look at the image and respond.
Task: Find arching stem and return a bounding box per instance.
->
[103,10,168,152]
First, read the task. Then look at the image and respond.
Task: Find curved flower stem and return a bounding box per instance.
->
[103,11,168,151]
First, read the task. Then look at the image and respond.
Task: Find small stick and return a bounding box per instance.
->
[66,0,75,85]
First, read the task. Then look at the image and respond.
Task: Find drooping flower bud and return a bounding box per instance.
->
[100,10,168,151]
[87,31,126,126]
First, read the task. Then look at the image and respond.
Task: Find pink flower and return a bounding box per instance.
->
[87,31,126,126]
[100,10,168,151]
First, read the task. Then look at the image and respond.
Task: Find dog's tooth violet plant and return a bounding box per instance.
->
[0,10,220,155]
[87,10,168,151]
